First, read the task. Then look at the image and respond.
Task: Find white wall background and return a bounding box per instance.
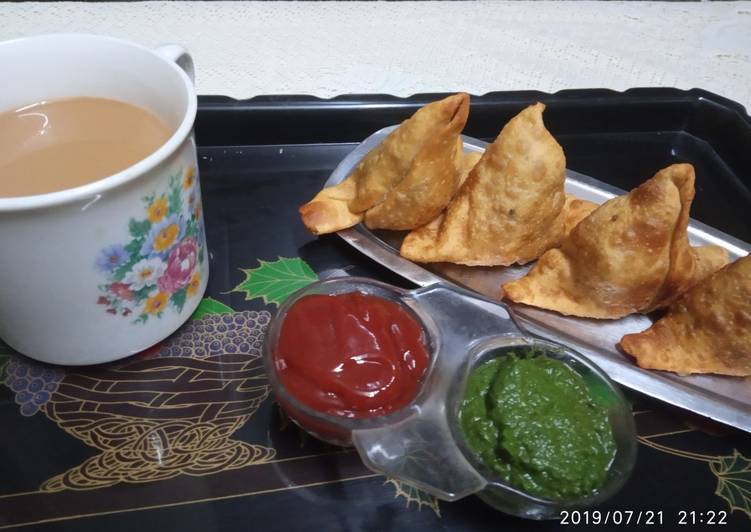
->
[1,1,750,108]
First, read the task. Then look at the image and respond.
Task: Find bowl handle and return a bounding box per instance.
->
[351,283,524,500]
[352,398,487,501]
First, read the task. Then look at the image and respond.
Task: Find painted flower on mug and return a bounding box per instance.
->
[144,292,170,314]
[95,244,130,274]
[147,195,169,223]
[108,282,134,301]
[123,257,166,290]
[183,166,195,191]
[95,166,205,323]
[140,214,186,257]
[186,271,202,298]
[157,238,198,293]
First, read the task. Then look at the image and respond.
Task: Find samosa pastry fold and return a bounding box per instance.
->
[562,194,598,235]
[363,135,467,230]
[458,151,483,188]
[364,146,482,231]
[401,102,572,266]
[299,93,470,235]
[620,255,751,376]
[299,178,362,236]
[503,164,730,319]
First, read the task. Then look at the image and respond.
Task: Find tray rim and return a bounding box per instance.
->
[198,87,750,120]
[195,88,751,194]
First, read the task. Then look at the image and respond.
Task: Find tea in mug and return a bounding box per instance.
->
[0,97,172,197]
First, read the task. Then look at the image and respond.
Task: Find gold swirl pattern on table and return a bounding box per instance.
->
[41,418,273,492]
[36,311,276,491]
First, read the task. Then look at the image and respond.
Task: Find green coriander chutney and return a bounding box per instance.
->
[459,353,616,500]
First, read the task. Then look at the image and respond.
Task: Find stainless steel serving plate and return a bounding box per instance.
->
[325,126,751,433]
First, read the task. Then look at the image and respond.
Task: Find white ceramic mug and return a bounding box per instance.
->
[0,34,209,365]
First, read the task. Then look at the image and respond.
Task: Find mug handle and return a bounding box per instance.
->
[154,44,195,84]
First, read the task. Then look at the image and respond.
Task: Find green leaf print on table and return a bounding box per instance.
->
[232,257,318,306]
[712,451,751,517]
[638,414,751,520]
[191,297,235,320]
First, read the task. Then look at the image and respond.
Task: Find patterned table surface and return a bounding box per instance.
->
[1,142,750,531]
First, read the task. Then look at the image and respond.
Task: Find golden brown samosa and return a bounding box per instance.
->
[620,255,751,376]
[299,93,470,235]
[363,137,464,230]
[400,103,590,266]
[502,164,730,318]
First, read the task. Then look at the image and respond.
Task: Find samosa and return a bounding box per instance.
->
[620,255,751,376]
[400,103,596,266]
[502,164,730,318]
[299,93,470,235]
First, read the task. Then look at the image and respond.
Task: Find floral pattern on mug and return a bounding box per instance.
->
[95,167,205,323]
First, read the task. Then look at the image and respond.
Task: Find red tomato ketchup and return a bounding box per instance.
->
[274,292,430,418]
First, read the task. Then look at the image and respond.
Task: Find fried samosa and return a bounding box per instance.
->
[299,93,470,235]
[363,137,464,230]
[620,255,751,376]
[400,103,593,266]
[502,164,730,318]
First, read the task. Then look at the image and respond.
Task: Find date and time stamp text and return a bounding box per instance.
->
[559,510,730,526]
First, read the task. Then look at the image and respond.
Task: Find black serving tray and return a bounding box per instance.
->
[196,88,751,242]
[1,89,750,531]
